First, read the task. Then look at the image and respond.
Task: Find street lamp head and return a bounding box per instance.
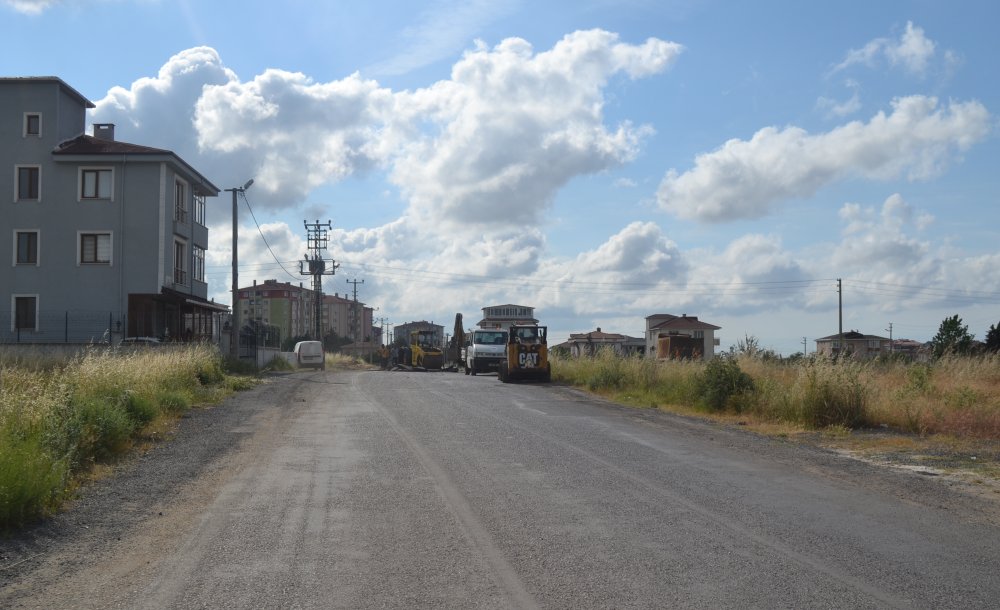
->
[242,178,254,190]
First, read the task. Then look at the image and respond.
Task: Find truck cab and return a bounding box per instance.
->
[463,329,508,375]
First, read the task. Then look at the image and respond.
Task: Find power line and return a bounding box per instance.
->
[203,257,1000,305]
[239,190,299,282]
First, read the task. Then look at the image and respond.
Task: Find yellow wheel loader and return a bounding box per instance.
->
[498,324,551,383]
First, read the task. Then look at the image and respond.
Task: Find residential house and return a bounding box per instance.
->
[1,77,223,343]
[565,327,645,358]
[814,331,890,359]
[889,338,930,361]
[476,304,538,330]
[645,314,721,360]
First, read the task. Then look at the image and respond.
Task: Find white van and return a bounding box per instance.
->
[293,341,325,370]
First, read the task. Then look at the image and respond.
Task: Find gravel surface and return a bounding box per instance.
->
[2,369,999,609]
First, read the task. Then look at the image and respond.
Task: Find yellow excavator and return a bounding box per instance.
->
[410,329,444,370]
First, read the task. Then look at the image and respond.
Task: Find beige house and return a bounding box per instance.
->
[565,328,645,358]
[814,331,890,359]
[645,314,721,360]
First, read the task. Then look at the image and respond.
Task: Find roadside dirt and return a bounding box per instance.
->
[702,414,1000,512]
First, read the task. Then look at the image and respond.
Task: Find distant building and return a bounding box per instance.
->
[476,304,538,330]
[394,320,445,347]
[323,292,373,343]
[889,338,930,361]
[565,327,645,357]
[238,280,374,344]
[645,314,721,360]
[814,331,890,359]
[238,279,314,342]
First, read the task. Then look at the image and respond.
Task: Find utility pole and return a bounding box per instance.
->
[347,278,364,344]
[886,322,893,353]
[375,316,389,346]
[802,337,807,355]
[837,278,843,356]
[300,220,338,342]
[226,179,253,358]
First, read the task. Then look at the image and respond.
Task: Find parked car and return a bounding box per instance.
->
[294,341,325,370]
[120,336,162,347]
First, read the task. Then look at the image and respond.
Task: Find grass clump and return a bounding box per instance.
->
[794,360,869,429]
[0,343,256,529]
[0,432,67,528]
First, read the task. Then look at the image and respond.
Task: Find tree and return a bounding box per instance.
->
[930,315,974,357]
[985,322,1000,353]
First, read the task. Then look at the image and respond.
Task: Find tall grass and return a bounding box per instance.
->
[0,344,252,529]
[552,350,1000,438]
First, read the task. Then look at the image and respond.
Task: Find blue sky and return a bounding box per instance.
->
[4,0,999,353]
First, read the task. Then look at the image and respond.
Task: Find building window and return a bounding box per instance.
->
[16,166,40,201]
[192,246,205,282]
[81,168,113,200]
[174,180,187,223]
[80,232,112,265]
[15,230,39,265]
[194,194,206,226]
[173,241,186,284]
[24,113,41,137]
[693,330,704,339]
[13,295,38,331]
[868,340,881,349]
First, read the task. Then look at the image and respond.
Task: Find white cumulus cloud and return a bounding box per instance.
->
[92,30,680,231]
[388,30,682,230]
[656,96,991,223]
[832,21,938,77]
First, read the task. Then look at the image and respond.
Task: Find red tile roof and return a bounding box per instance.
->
[54,134,170,155]
[651,315,720,331]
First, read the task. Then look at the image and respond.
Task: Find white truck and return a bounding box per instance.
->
[462,329,508,375]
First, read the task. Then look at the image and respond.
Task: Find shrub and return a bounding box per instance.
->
[696,357,755,412]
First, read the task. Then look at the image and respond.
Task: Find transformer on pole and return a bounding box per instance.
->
[300,220,338,341]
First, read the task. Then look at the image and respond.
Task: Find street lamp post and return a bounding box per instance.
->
[226,179,253,358]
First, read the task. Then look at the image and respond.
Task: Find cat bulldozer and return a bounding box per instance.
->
[498,324,551,383]
[410,329,444,370]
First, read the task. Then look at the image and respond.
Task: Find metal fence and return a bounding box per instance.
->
[237,321,281,362]
[0,310,122,344]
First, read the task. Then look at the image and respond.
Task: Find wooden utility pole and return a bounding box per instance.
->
[226,179,252,358]
[347,278,364,343]
[838,278,843,356]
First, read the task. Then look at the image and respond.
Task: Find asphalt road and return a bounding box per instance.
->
[2,369,999,609]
